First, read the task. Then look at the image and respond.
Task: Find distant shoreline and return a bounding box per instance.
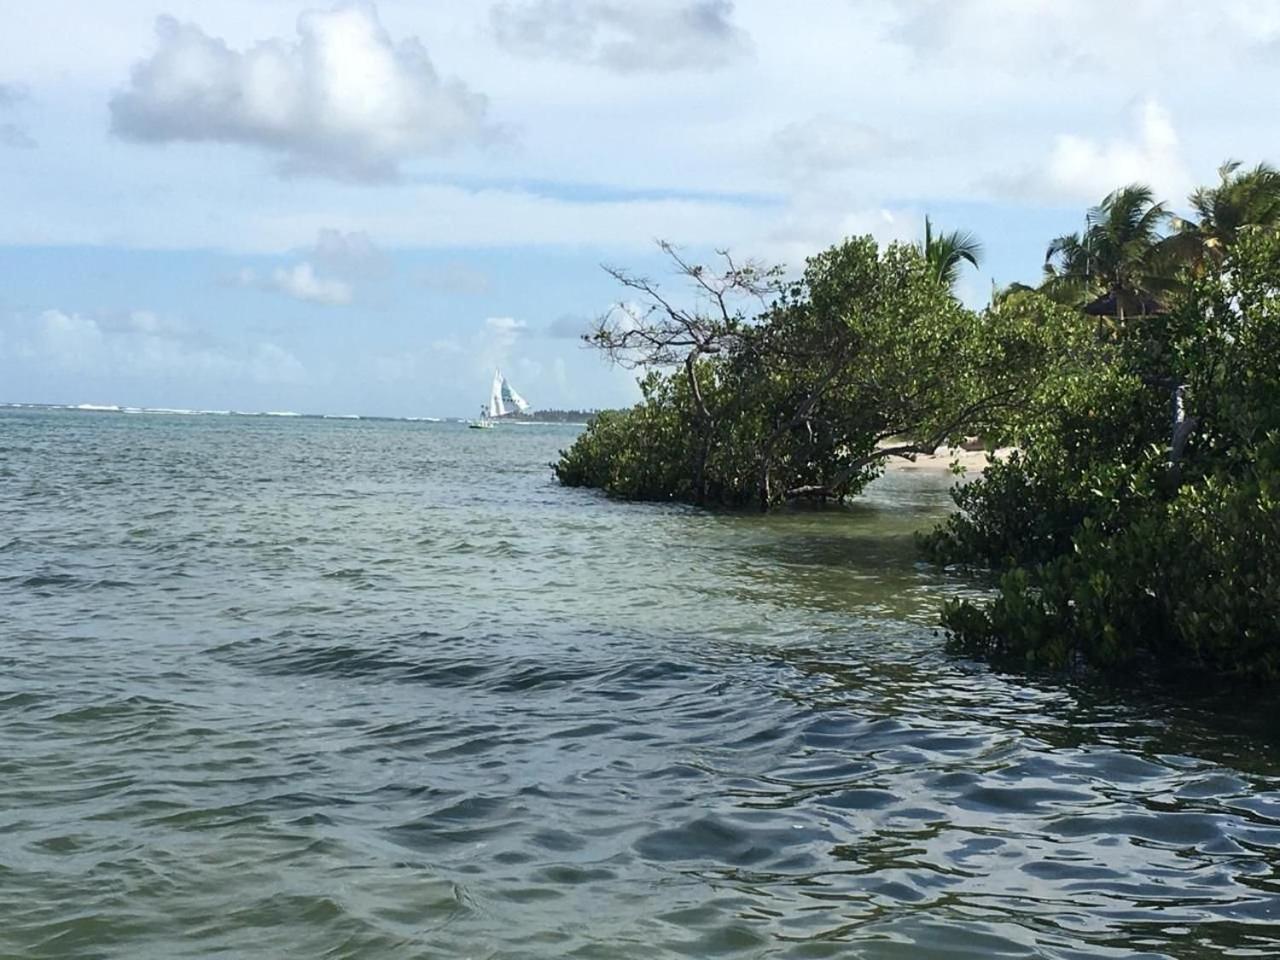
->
[0,402,592,426]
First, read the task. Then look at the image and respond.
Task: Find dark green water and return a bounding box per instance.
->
[2,407,1278,959]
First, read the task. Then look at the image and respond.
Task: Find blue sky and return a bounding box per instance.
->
[2,1,1279,417]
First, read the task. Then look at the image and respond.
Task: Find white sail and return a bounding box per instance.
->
[488,370,506,418]
[501,377,530,414]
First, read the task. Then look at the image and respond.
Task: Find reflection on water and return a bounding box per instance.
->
[0,408,1278,959]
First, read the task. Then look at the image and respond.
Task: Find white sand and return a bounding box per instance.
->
[879,444,1013,475]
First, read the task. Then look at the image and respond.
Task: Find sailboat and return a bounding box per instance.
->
[468,369,530,428]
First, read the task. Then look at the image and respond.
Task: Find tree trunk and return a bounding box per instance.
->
[757,460,771,511]
[1168,382,1196,487]
[684,353,711,504]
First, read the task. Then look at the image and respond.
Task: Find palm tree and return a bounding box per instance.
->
[990,280,1036,309]
[1042,184,1181,322]
[1171,160,1280,266]
[923,216,983,290]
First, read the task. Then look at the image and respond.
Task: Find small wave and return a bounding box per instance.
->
[215,634,643,696]
[18,572,80,588]
[319,567,387,584]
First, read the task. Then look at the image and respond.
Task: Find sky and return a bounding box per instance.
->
[2,1,1278,417]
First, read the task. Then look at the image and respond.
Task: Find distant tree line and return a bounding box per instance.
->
[508,409,604,424]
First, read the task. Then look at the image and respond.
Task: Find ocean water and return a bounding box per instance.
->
[2,407,1279,959]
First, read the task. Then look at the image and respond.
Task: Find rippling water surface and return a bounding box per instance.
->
[3,408,1280,959]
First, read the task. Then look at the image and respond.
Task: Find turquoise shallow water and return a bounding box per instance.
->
[2,407,1279,959]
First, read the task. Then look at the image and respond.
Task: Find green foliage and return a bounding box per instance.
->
[557,238,1069,508]
[554,371,705,502]
[920,348,1161,568]
[934,230,1280,684]
[1176,160,1280,265]
[944,443,1280,680]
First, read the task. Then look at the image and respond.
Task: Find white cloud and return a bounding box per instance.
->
[109,3,492,181]
[249,342,306,384]
[4,309,305,385]
[484,315,526,340]
[762,197,917,268]
[771,115,907,178]
[881,1,1246,78]
[1038,99,1191,204]
[478,316,526,373]
[34,310,106,369]
[491,0,750,72]
[232,232,364,304]
[270,262,353,305]
[105,309,188,337]
[311,228,384,275]
[1223,0,1280,44]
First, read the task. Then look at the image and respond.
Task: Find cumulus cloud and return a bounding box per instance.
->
[491,0,751,72]
[485,315,526,337]
[885,0,1148,75]
[4,309,305,385]
[231,262,351,305]
[753,183,916,268]
[312,228,385,275]
[269,262,353,305]
[1045,99,1190,202]
[109,3,492,181]
[231,229,380,304]
[34,310,105,370]
[993,99,1192,204]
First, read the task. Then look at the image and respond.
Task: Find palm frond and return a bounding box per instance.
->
[922,216,983,290]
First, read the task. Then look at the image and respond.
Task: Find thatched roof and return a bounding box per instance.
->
[1082,291,1165,317]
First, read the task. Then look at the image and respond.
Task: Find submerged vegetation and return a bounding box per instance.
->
[557,161,1280,686]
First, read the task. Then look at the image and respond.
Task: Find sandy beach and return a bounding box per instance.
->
[880,444,1013,475]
